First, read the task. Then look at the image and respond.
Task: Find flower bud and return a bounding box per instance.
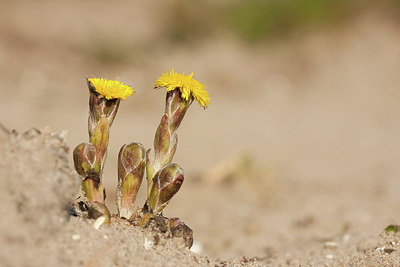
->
[117,142,146,219]
[73,142,96,177]
[148,163,184,214]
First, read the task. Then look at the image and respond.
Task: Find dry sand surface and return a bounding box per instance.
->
[0,128,254,267]
[1,1,400,266]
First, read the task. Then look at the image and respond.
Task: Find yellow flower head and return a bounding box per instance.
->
[154,70,210,108]
[88,78,134,100]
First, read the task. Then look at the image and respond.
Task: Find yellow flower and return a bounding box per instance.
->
[88,78,134,100]
[154,70,210,108]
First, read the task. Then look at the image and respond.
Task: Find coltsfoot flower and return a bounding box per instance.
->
[154,70,210,108]
[88,78,134,100]
[145,70,209,210]
[74,77,135,223]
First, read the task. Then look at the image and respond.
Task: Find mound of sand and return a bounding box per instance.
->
[0,127,257,267]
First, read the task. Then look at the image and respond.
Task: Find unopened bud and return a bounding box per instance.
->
[117,142,146,219]
[73,142,96,177]
[148,163,184,214]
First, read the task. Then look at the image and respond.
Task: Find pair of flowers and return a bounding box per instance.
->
[73,70,209,226]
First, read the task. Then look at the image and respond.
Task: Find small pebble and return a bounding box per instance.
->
[103,235,108,240]
[342,234,351,243]
[192,255,199,264]
[93,216,106,230]
[72,234,80,241]
[326,254,334,260]
[384,248,395,254]
[144,237,154,250]
[324,241,338,249]
[190,241,203,254]
[375,246,385,251]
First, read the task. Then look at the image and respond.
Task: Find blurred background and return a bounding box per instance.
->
[2,0,400,261]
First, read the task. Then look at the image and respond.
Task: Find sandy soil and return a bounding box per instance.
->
[2,1,400,266]
[2,127,400,267]
[0,128,257,267]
